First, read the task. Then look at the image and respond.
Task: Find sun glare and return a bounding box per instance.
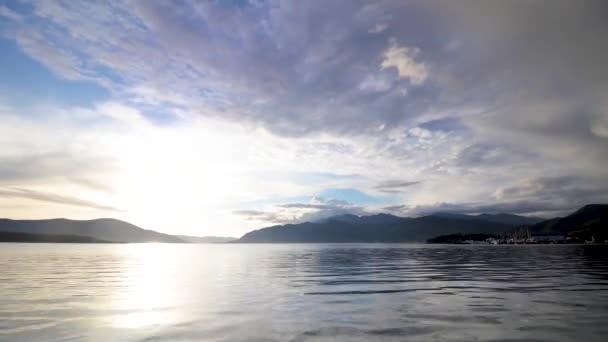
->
[109,244,182,329]
[106,120,256,235]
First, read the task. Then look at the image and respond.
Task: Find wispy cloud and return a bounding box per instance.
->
[0,188,120,212]
[373,180,420,194]
[232,210,292,225]
[0,4,22,21]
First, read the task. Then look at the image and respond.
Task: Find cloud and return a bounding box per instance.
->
[0,4,22,21]
[15,29,89,82]
[233,196,365,225]
[589,112,608,138]
[373,180,420,193]
[1,1,438,136]
[277,196,354,210]
[494,176,608,204]
[369,23,388,34]
[3,0,604,141]
[0,153,115,186]
[388,200,576,217]
[0,188,120,211]
[278,203,344,210]
[386,175,608,217]
[380,42,428,85]
[232,210,293,225]
[67,177,114,193]
[0,1,607,235]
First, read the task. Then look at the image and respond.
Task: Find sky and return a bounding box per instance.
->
[1,0,607,237]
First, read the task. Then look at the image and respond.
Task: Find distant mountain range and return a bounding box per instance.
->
[238,212,544,243]
[0,231,112,243]
[1,204,605,244]
[318,212,542,226]
[0,218,183,243]
[0,218,238,244]
[238,206,608,243]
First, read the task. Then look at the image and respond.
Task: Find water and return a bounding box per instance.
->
[1,244,608,341]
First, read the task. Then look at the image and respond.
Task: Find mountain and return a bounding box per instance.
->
[473,213,543,225]
[0,231,112,243]
[177,235,237,243]
[0,218,183,243]
[529,204,607,240]
[238,213,515,243]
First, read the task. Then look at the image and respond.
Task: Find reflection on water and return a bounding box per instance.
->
[108,244,181,329]
[1,244,608,341]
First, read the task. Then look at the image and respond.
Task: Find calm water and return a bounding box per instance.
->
[1,244,608,341]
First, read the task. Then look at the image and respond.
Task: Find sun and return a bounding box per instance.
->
[104,118,260,236]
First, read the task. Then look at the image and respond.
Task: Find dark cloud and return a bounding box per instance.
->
[495,176,608,204]
[453,143,538,170]
[387,175,608,217]
[0,187,120,211]
[398,200,576,217]
[232,210,267,216]
[381,204,407,212]
[5,1,606,136]
[383,201,540,217]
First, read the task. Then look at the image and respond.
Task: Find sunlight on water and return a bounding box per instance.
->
[1,244,608,341]
[109,244,180,329]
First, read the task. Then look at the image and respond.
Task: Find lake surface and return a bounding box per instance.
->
[1,244,608,341]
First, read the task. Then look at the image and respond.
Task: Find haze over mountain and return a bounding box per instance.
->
[0,218,183,243]
[177,235,237,243]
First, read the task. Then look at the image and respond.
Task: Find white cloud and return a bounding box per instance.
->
[96,102,146,126]
[381,42,428,85]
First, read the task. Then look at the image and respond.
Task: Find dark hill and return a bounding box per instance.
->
[529,204,607,240]
[0,218,183,243]
[474,213,543,226]
[0,231,112,243]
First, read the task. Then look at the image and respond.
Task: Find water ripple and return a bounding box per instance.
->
[1,243,608,341]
